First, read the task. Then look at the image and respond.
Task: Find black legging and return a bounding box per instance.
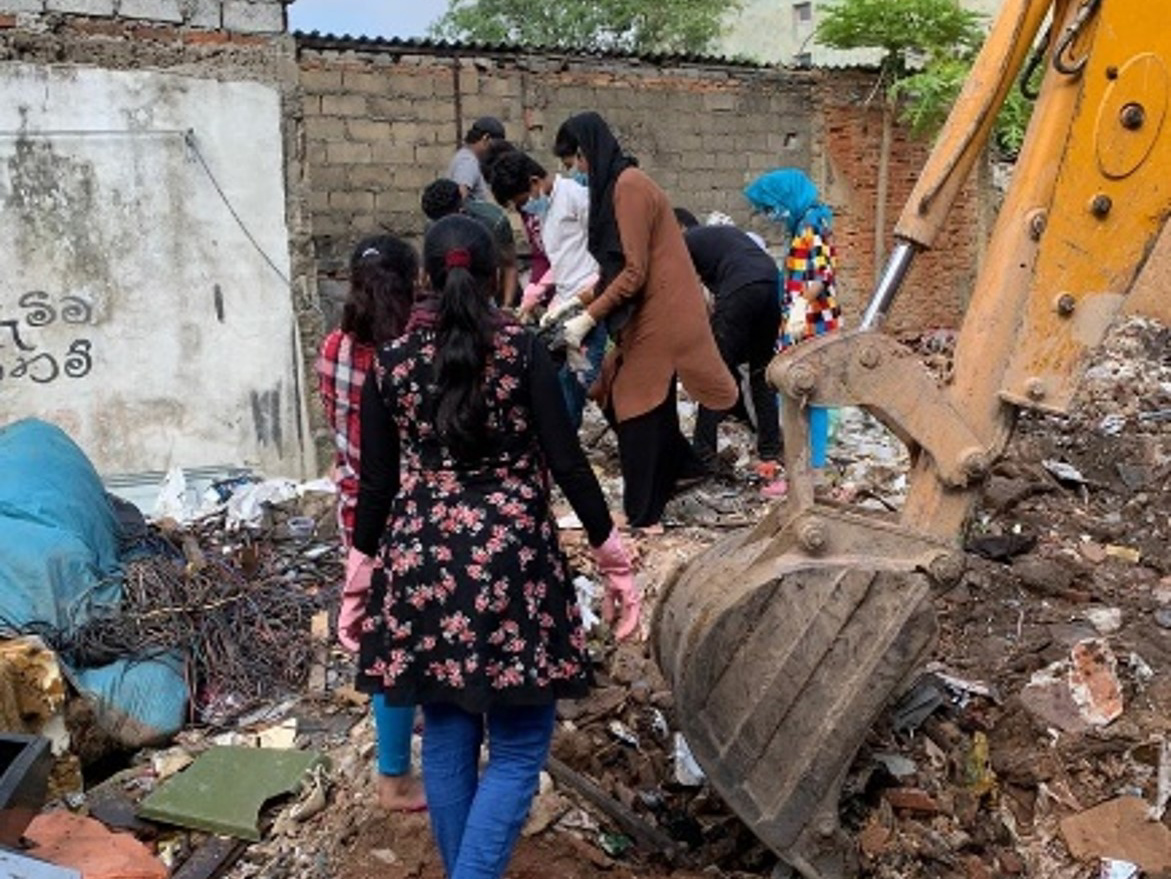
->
[692,280,782,463]
[612,378,705,528]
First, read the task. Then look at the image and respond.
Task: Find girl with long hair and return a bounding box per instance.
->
[317,234,426,812]
[346,215,637,879]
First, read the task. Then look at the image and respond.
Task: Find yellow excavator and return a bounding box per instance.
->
[653,0,1171,875]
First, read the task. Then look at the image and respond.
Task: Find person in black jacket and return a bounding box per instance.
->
[675,208,783,477]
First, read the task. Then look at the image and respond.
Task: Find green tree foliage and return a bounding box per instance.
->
[816,0,985,76]
[818,0,1033,160]
[431,0,741,56]
[892,57,1036,159]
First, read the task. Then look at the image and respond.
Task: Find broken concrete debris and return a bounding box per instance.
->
[1059,796,1171,873]
[24,811,167,879]
[1083,606,1123,635]
[1020,638,1124,733]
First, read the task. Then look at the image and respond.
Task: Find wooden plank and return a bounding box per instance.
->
[545,756,684,862]
[171,836,247,879]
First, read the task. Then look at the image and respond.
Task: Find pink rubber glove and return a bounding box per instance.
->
[593,528,640,641]
[339,548,374,652]
[521,270,555,314]
[521,282,548,313]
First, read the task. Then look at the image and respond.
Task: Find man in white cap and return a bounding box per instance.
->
[447,116,506,201]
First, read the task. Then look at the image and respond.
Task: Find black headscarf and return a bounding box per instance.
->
[561,112,638,290]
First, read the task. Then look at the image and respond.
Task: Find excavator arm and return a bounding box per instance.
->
[653,1,1171,876]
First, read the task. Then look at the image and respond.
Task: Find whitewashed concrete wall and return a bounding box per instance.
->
[720,0,1007,66]
[0,63,305,477]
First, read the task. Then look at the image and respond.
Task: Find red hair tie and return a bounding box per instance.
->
[445,248,472,270]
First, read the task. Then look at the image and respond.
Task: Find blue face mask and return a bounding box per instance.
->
[522,194,550,218]
[571,170,589,187]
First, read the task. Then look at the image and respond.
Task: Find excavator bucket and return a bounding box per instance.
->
[654,0,1171,875]
[653,501,953,878]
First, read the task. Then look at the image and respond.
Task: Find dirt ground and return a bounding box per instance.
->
[335,812,693,879]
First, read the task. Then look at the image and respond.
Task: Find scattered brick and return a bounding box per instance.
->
[857,817,892,858]
[183,29,231,45]
[883,787,942,815]
[999,850,1025,875]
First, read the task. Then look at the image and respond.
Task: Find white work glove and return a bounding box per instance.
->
[562,312,596,348]
[540,296,581,328]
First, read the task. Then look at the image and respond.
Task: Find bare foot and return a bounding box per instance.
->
[378,773,426,812]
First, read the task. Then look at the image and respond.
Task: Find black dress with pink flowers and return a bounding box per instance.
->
[352,321,613,713]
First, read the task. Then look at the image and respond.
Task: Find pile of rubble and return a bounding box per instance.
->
[841,318,1171,879]
[2,319,1166,879]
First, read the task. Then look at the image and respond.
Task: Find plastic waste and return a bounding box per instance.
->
[673,733,705,786]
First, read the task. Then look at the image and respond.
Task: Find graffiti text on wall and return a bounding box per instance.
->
[0,292,94,384]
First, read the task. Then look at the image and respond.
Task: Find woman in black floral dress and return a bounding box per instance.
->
[345,214,638,879]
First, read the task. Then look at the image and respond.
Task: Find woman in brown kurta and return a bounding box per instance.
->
[554,112,737,528]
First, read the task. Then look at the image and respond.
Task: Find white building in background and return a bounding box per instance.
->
[719,0,1006,66]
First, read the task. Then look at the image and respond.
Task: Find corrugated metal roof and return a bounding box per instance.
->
[293,32,781,70]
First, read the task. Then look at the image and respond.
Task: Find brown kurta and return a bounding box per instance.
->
[586,168,737,422]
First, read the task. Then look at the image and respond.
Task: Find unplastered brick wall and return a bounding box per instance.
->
[813,69,992,334]
[297,41,993,335]
[0,0,285,32]
[298,40,816,275]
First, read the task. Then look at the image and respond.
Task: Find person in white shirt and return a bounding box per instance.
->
[490,150,605,429]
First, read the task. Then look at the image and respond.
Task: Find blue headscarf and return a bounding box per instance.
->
[743,169,833,238]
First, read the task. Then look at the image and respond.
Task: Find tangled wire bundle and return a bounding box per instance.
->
[60,540,334,717]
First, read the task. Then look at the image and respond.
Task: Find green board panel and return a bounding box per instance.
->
[138,747,325,841]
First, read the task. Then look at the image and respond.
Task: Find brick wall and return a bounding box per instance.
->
[0,8,990,471]
[297,40,817,275]
[813,70,991,334]
[0,0,285,32]
[297,41,990,337]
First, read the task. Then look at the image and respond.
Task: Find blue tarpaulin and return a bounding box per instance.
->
[0,419,187,746]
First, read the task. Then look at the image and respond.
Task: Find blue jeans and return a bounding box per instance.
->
[372,693,414,776]
[422,702,556,879]
[558,324,607,430]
